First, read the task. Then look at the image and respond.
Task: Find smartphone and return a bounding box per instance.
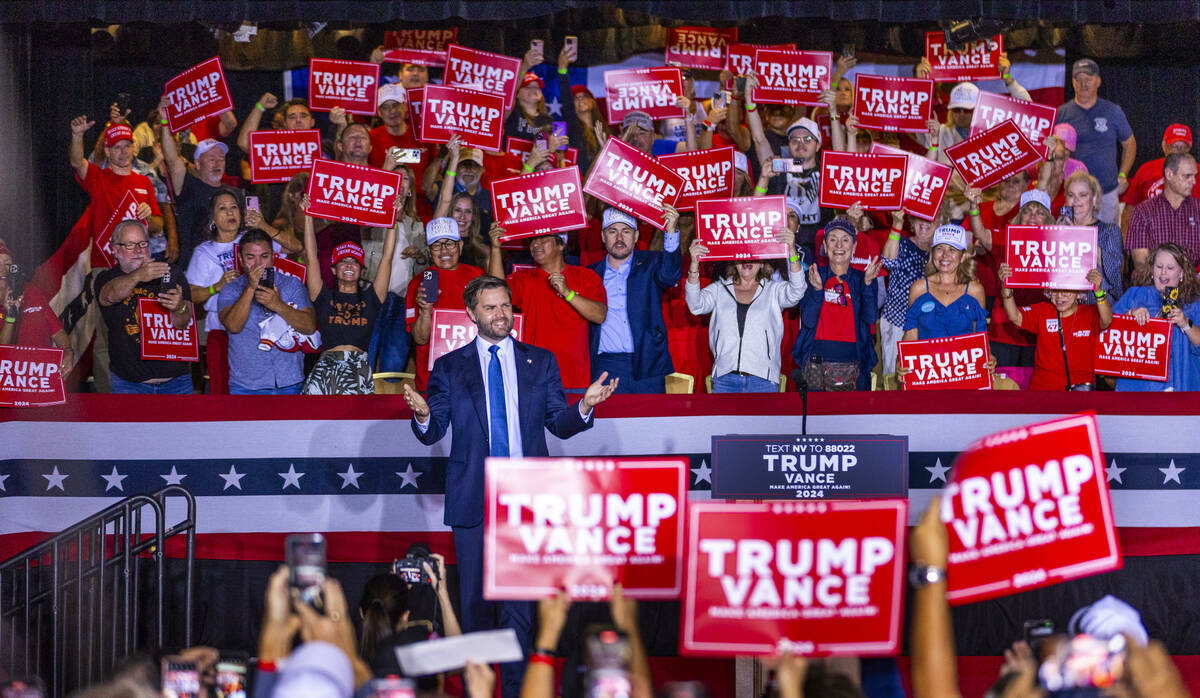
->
[1059,205,1074,224]
[531,39,544,54]
[366,677,416,698]
[565,35,578,57]
[1038,634,1126,691]
[116,92,131,116]
[772,158,808,174]
[734,76,747,94]
[389,147,423,164]
[245,196,260,213]
[842,43,856,59]
[161,658,201,698]
[0,679,45,698]
[711,90,729,111]
[420,268,440,304]
[258,267,275,289]
[1023,619,1055,658]
[583,626,631,698]
[552,121,568,150]
[286,533,325,609]
[215,656,248,698]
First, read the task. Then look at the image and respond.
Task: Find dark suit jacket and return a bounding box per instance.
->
[412,338,592,527]
[588,248,681,381]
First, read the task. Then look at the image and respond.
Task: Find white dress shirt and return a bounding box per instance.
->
[473,335,523,457]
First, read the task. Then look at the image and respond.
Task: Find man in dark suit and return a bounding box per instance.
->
[402,274,617,698]
[588,206,682,393]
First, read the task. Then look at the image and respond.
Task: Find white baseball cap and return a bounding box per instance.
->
[194,138,228,161]
[426,217,461,245]
[948,82,980,111]
[786,118,821,141]
[377,83,407,108]
[1020,189,1052,212]
[932,224,968,250]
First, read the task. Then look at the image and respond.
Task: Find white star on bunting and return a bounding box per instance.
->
[101,466,127,492]
[925,458,950,484]
[1159,459,1185,485]
[278,464,305,490]
[43,466,68,492]
[161,466,187,486]
[396,463,422,490]
[690,459,712,485]
[1105,459,1126,485]
[338,464,364,489]
[219,465,246,491]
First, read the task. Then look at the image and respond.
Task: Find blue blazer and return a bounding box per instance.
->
[411,338,592,527]
[792,265,878,391]
[588,248,682,381]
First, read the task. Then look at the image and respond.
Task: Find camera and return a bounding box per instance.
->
[392,542,438,585]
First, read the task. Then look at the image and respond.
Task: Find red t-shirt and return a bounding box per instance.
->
[78,164,162,267]
[1019,302,1101,390]
[405,263,484,389]
[1123,156,1200,206]
[815,276,856,343]
[14,285,62,348]
[508,265,607,389]
[368,125,433,219]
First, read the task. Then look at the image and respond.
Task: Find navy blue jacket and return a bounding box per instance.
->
[412,338,592,527]
[792,265,878,390]
[588,248,682,381]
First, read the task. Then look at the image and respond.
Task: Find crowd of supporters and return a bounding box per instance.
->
[3,35,1200,396]
[55,500,1193,698]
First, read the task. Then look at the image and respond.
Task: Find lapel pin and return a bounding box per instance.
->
[526,358,532,364]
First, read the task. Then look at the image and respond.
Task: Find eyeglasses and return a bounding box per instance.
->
[429,240,459,251]
[113,241,149,250]
[789,136,817,145]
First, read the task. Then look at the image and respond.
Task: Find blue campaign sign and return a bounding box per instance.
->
[710,434,908,500]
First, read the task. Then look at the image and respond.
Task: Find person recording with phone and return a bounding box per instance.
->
[299,194,398,394]
[96,220,194,394]
[217,229,315,395]
[1109,242,1200,391]
[407,217,485,391]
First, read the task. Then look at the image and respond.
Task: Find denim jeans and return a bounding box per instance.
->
[229,382,303,395]
[109,373,193,394]
[592,353,666,394]
[712,372,777,393]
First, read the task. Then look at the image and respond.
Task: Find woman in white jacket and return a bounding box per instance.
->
[685,227,806,392]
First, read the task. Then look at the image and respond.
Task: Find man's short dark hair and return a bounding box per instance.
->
[1164,151,1197,176]
[339,121,370,141]
[284,99,312,117]
[239,229,273,250]
[463,275,511,310]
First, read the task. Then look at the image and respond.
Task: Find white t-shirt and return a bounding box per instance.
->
[186,233,281,333]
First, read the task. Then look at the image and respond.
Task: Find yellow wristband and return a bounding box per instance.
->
[754,184,768,194]
[445,170,456,177]
[565,290,576,302]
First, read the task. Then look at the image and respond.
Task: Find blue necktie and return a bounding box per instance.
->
[487,345,510,457]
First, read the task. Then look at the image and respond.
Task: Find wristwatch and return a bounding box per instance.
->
[908,563,946,588]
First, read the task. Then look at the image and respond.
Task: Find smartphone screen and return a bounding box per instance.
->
[421,269,440,304]
[215,659,247,698]
[367,677,416,698]
[842,43,855,59]
[711,91,728,110]
[286,533,325,607]
[161,660,201,698]
[259,267,275,290]
[552,121,568,150]
[734,77,747,94]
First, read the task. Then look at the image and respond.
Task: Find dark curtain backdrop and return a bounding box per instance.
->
[3,10,1200,271]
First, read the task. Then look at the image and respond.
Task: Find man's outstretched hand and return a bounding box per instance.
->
[582,371,619,411]
[403,384,430,421]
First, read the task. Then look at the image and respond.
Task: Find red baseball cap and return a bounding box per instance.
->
[104,123,134,148]
[331,241,365,267]
[520,72,545,90]
[570,84,594,99]
[1164,123,1192,146]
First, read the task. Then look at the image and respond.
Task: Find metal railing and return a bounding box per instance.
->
[0,485,195,697]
